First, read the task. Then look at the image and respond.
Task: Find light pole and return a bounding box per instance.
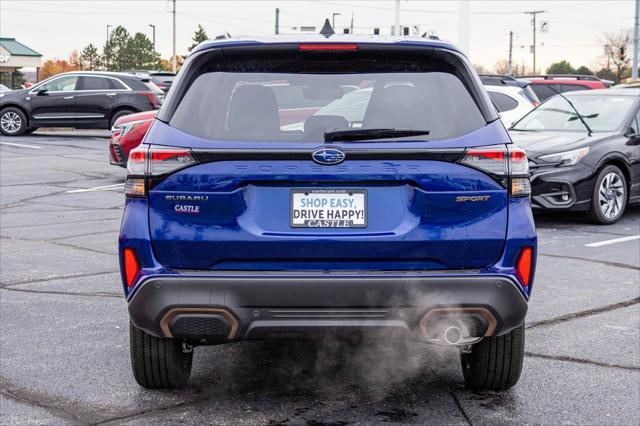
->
[149,24,156,52]
[332,13,341,30]
[633,0,639,81]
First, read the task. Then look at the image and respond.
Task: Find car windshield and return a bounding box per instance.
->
[512,95,637,132]
[170,67,486,143]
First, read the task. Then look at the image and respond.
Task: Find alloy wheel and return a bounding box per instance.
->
[1,111,22,134]
[598,172,625,219]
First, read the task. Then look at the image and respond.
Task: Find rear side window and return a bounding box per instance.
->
[560,84,589,93]
[81,76,126,90]
[530,84,558,101]
[169,53,486,143]
[488,92,518,112]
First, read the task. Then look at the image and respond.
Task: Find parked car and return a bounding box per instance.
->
[0,71,164,136]
[484,85,536,128]
[614,81,640,89]
[124,70,176,93]
[510,88,640,224]
[479,74,540,106]
[121,35,536,391]
[109,110,157,167]
[521,75,608,101]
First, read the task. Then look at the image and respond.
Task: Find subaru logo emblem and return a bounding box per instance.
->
[312,148,345,165]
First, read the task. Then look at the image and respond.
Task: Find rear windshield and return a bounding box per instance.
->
[169,53,486,142]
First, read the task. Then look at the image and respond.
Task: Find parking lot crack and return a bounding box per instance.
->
[0,378,107,424]
[526,297,640,329]
[0,286,123,299]
[1,270,118,287]
[525,352,640,371]
[449,391,473,426]
[538,253,639,271]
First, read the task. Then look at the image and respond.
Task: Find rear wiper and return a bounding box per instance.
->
[324,128,430,143]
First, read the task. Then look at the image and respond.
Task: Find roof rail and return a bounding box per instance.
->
[479,74,518,80]
[521,74,601,81]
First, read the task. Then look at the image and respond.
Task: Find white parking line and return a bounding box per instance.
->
[585,235,640,248]
[66,183,124,193]
[0,141,42,149]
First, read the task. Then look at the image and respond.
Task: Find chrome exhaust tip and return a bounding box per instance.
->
[443,325,464,345]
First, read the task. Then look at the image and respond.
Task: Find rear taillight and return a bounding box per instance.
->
[458,145,530,197]
[123,247,140,287]
[125,145,197,196]
[516,247,533,287]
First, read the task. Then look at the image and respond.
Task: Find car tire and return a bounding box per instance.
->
[0,107,27,136]
[460,324,524,391]
[130,321,193,389]
[25,127,37,134]
[110,109,136,129]
[588,165,627,225]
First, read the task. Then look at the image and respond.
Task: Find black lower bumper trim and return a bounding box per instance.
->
[128,274,528,341]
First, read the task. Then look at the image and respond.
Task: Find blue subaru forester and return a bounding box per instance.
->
[119,34,537,390]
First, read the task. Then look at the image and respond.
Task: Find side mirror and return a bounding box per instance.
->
[36,88,48,96]
[626,130,640,146]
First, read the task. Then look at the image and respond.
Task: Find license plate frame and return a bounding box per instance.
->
[290,188,368,228]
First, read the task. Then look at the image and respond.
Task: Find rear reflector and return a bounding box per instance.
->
[516,247,533,287]
[123,248,140,287]
[298,43,358,51]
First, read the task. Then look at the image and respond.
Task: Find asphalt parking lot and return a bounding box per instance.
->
[0,131,639,425]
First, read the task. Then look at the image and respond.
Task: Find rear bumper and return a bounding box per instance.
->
[128,273,528,342]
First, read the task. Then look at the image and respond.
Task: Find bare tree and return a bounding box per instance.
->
[601,30,632,83]
[473,63,490,74]
[493,59,509,75]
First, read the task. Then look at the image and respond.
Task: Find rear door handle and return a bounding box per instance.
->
[106,93,117,96]
[64,96,74,99]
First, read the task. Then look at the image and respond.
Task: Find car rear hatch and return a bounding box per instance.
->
[130,42,523,272]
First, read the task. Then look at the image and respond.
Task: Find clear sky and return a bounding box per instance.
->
[0,0,634,73]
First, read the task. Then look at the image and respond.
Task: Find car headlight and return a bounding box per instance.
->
[538,147,590,166]
[111,120,146,137]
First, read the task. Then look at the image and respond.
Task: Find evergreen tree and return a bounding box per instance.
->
[574,66,594,76]
[188,24,209,51]
[127,32,161,69]
[103,26,131,71]
[79,43,101,70]
[546,60,575,75]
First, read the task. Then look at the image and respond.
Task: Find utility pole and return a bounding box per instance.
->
[275,8,280,35]
[458,0,470,54]
[507,31,513,75]
[633,0,639,80]
[394,0,400,36]
[524,10,546,75]
[172,0,177,73]
[149,24,156,52]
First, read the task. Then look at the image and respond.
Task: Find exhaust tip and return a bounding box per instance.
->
[443,325,463,345]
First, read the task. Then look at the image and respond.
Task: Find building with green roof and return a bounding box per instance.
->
[0,37,42,89]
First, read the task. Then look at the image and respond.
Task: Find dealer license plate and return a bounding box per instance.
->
[290,189,367,228]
